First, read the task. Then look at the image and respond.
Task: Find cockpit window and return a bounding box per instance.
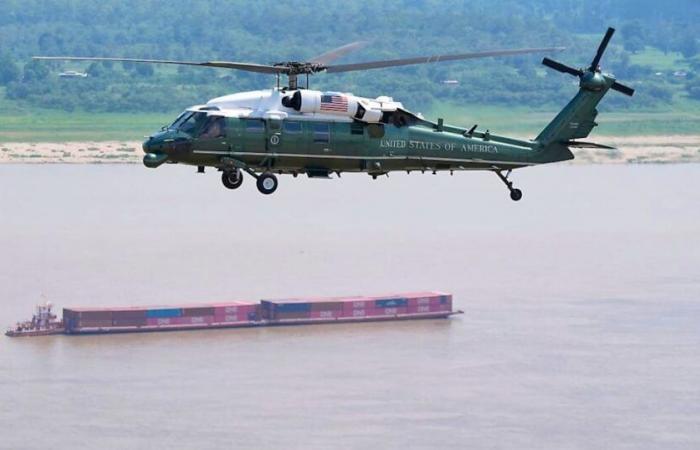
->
[169,111,192,130]
[198,116,227,139]
[177,112,208,135]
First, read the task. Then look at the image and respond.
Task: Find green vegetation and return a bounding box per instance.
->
[0,0,698,141]
[432,102,700,136]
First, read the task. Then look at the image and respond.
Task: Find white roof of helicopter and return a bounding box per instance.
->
[184,88,403,122]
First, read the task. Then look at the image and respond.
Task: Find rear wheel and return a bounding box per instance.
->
[510,188,523,201]
[221,170,243,190]
[256,172,278,195]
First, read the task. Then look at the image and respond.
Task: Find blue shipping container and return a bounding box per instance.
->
[275,302,312,313]
[375,298,408,308]
[146,308,182,318]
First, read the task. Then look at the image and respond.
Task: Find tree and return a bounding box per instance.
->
[87,62,105,77]
[22,60,50,82]
[679,36,699,59]
[621,21,646,54]
[0,53,20,84]
[133,63,154,77]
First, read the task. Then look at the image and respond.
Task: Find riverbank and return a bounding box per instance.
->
[1,135,698,164]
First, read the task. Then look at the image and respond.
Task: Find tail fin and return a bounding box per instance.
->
[534,28,634,162]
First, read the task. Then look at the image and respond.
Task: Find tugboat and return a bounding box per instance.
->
[5,301,64,337]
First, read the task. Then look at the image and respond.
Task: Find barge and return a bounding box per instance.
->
[6,292,462,337]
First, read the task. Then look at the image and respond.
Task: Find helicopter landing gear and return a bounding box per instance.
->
[221,169,243,190]
[494,169,523,202]
[256,172,278,195]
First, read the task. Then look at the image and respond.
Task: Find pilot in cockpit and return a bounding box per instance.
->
[200,116,226,139]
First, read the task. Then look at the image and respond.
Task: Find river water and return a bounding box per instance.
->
[0,164,698,449]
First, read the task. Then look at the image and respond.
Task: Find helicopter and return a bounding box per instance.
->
[35,27,633,200]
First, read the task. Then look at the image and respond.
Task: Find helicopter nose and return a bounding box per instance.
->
[142,136,169,154]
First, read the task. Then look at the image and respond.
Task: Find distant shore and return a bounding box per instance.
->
[1,136,699,164]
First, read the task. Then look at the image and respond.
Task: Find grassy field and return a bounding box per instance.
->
[629,47,691,71]
[1,97,699,143]
[0,110,173,142]
[429,101,700,137]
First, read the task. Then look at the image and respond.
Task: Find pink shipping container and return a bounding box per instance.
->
[151,316,211,326]
[341,300,375,312]
[212,301,259,321]
[342,308,370,318]
[365,307,408,316]
[310,310,344,319]
[146,318,174,326]
[213,315,242,323]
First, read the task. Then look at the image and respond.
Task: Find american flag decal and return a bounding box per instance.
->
[320,94,348,112]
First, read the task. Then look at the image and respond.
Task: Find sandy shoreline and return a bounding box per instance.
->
[1,136,699,164]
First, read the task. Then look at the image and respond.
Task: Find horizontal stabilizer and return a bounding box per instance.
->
[563,141,616,150]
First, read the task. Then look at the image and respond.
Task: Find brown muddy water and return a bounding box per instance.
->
[1,164,699,449]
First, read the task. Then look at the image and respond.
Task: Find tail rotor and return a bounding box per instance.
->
[542,27,634,97]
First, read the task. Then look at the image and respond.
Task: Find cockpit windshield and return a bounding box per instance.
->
[169,111,191,130]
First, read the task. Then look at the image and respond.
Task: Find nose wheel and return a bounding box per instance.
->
[494,170,523,202]
[221,169,243,189]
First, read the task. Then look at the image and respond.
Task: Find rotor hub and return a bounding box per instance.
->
[579,71,607,92]
[273,61,326,75]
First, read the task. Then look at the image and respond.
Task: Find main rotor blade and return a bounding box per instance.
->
[324,47,565,73]
[32,56,284,74]
[611,81,635,96]
[590,27,615,71]
[309,41,368,65]
[542,57,583,77]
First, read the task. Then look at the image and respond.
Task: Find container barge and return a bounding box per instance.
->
[6,292,462,337]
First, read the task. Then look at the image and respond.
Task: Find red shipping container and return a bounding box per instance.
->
[79,311,114,320]
[112,309,148,319]
[407,304,431,314]
[273,311,312,320]
[341,300,375,312]
[309,310,343,319]
[213,307,239,316]
[171,316,214,325]
[338,308,370,318]
[365,307,408,316]
[213,314,244,323]
[76,320,113,328]
[214,305,258,321]
[146,318,174,326]
[430,303,451,312]
[181,307,215,317]
[112,318,147,327]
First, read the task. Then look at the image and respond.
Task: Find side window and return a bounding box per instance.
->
[245,119,264,133]
[367,124,385,139]
[198,116,227,139]
[313,122,330,144]
[350,122,364,135]
[283,121,302,134]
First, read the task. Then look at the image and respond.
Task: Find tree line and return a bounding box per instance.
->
[1,0,697,113]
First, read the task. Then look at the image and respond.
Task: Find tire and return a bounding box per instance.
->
[256,172,278,195]
[221,170,243,190]
[510,188,523,201]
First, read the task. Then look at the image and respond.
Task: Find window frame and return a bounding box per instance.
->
[312,122,331,144]
[244,119,265,133]
[283,120,303,135]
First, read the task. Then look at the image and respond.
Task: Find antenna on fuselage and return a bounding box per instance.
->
[465,124,478,137]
